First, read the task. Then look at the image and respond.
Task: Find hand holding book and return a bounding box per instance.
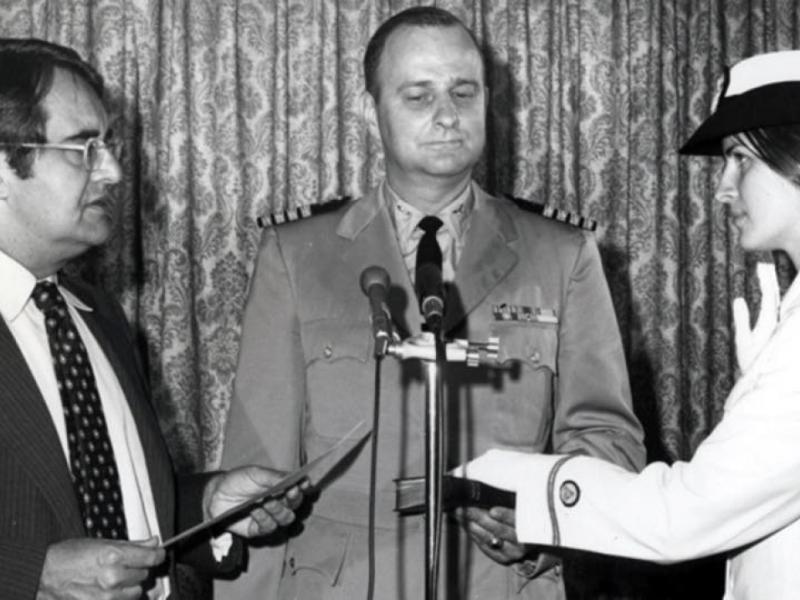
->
[394,474,515,515]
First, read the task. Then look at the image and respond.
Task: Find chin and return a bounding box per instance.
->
[423,159,476,178]
[80,220,114,246]
[738,237,754,252]
[738,235,767,253]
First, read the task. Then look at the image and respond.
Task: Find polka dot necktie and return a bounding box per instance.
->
[32,281,128,540]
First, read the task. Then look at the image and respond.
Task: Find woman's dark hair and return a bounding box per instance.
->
[0,38,105,178]
[742,124,800,186]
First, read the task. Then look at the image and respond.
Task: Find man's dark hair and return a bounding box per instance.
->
[363,6,483,101]
[0,38,105,178]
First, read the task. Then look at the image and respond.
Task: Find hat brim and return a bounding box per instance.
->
[679,81,800,155]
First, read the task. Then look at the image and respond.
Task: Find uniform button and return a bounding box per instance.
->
[323,345,333,358]
[288,556,296,570]
[529,351,541,363]
[559,480,580,507]
[513,559,538,579]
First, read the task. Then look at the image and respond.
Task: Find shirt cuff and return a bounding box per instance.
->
[210,532,234,562]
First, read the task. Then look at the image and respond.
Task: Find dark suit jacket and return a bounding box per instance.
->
[0,276,232,599]
[221,184,645,600]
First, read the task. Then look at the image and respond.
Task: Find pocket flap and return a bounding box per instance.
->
[302,319,371,365]
[491,323,558,373]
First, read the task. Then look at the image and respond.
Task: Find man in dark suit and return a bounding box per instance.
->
[221,6,645,600]
[0,38,304,599]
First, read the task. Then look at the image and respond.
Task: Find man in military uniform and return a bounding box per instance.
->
[220,6,645,599]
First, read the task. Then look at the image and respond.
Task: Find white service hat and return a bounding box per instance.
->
[680,50,800,155]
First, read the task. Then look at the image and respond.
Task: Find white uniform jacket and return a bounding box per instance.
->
[464,273,800,599]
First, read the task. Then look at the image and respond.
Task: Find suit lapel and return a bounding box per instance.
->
[66,282,175,538]
[445,191,518,333]
[0,317,83,536]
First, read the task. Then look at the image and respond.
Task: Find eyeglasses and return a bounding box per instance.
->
[0,137,122,172]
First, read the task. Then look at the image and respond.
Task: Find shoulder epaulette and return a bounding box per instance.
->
[256,196,352,228]
[503,194,598,232]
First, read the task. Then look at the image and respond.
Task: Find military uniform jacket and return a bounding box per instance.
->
[504,270,800,599]
[220,183,645,600]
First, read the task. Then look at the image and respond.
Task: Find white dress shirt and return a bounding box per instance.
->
[0,250,167,599]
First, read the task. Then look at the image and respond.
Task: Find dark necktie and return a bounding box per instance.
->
[416,216,444,273]
[415,216,445,330]
[32,281,128,540]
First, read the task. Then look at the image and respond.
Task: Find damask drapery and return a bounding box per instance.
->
[1,0,798,479]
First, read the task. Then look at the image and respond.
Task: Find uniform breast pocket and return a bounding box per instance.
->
[281,519,351,599]
[301,319,373,440]
[492,321,558,374]
[486,323,559,447]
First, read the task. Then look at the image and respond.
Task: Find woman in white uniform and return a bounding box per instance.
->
[457,49,800,600]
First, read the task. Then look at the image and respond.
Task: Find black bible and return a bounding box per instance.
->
[394,475,515,515]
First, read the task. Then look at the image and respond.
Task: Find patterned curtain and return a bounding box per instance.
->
[2,0,798,479]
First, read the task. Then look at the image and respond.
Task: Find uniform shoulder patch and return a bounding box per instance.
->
[256,196,352,228]
[503,194,598,232]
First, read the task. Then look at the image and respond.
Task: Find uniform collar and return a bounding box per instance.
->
[383,180,474,243]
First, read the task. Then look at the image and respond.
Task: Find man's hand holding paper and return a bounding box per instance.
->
[203,466,308,539]
[164,420,369,549]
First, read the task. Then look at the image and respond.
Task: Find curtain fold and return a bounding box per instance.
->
[2,0,798,476]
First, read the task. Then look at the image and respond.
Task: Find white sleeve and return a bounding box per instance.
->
[460,315,800,563]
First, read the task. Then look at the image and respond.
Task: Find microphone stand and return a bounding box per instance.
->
[424,329,445,600]
[361,265,497,599]
[385,334,499,600]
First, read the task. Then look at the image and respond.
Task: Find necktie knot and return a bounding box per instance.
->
[417,215,443,235]
[32,280,66,314]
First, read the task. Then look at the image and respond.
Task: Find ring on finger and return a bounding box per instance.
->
[489,536,504,550]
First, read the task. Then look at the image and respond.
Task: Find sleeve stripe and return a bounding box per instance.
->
[546,455,578,545]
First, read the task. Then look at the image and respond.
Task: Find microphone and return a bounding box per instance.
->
[360,266,393,357]
[415,261,444,333]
